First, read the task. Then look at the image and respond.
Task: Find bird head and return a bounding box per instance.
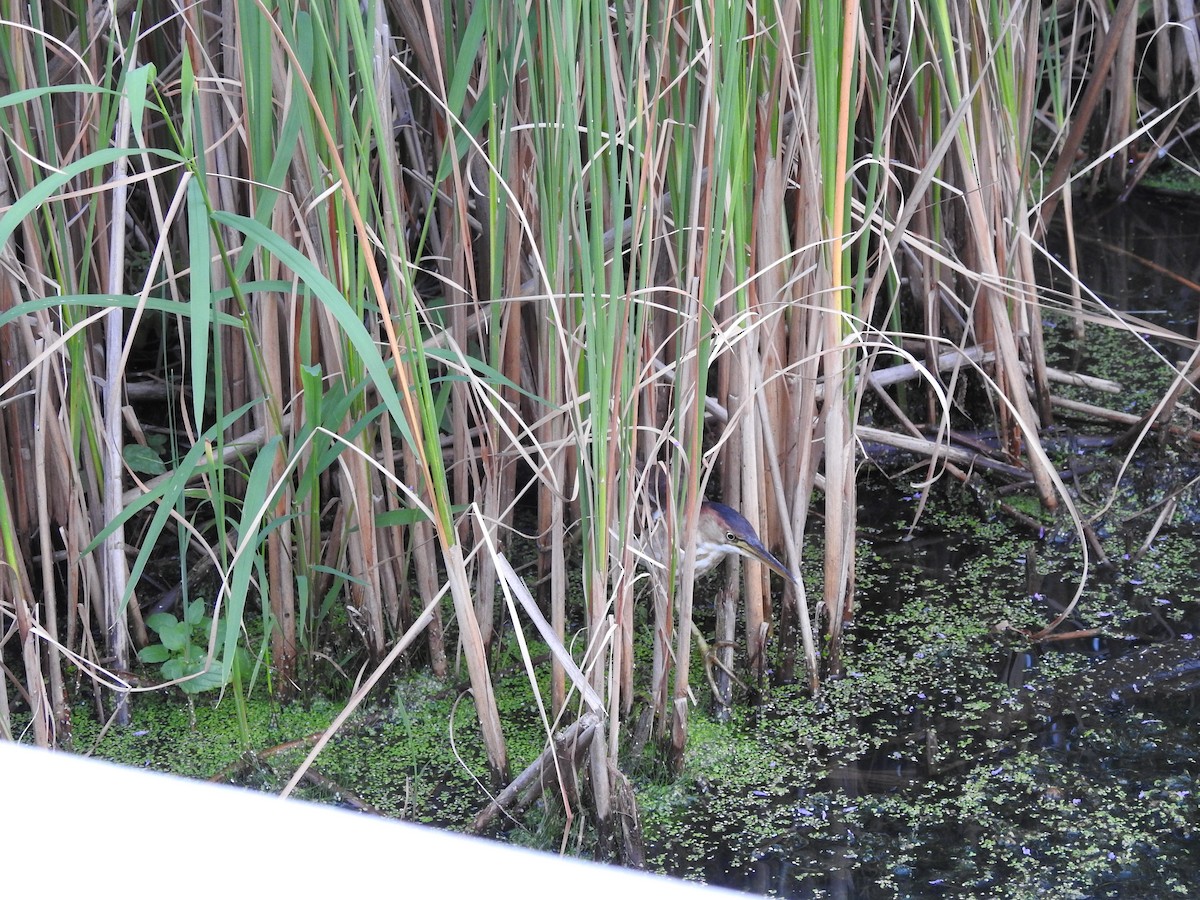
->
[695,501,797,585]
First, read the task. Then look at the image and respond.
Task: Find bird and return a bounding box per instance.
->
[639,468,796,586]
[636,478,796,706]
[687,500,797,585]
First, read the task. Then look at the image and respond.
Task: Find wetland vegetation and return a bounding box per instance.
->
[3,1,1200,896]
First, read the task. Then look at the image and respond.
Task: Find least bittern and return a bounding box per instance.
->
[687,500,796,586]
[641,473,796,585]
[638,474,796,697]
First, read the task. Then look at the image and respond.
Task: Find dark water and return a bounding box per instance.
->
[1045,194,1200,333]
[648,194,1200,898]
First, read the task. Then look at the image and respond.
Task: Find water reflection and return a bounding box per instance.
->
[1046,195,1200,332]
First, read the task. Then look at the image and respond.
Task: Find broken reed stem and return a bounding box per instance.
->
[1051,396,1200,444]
[472,713,600,833]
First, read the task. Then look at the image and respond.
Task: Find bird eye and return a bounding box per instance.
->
[726,531,737,542]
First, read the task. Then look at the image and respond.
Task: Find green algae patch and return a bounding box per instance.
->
[69,644,560,829]
[316,660,560,826]
[72,693,343,779]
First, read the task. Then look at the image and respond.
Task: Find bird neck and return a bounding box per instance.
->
[691,540,730,577]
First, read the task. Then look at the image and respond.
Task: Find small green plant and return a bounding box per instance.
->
[139,599,247,694]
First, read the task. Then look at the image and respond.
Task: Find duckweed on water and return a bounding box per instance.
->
[74,659,555,827]
[69,694,343,778]
[639,478,1200,897]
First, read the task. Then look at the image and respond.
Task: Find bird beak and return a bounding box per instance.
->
[737,535,798,586]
